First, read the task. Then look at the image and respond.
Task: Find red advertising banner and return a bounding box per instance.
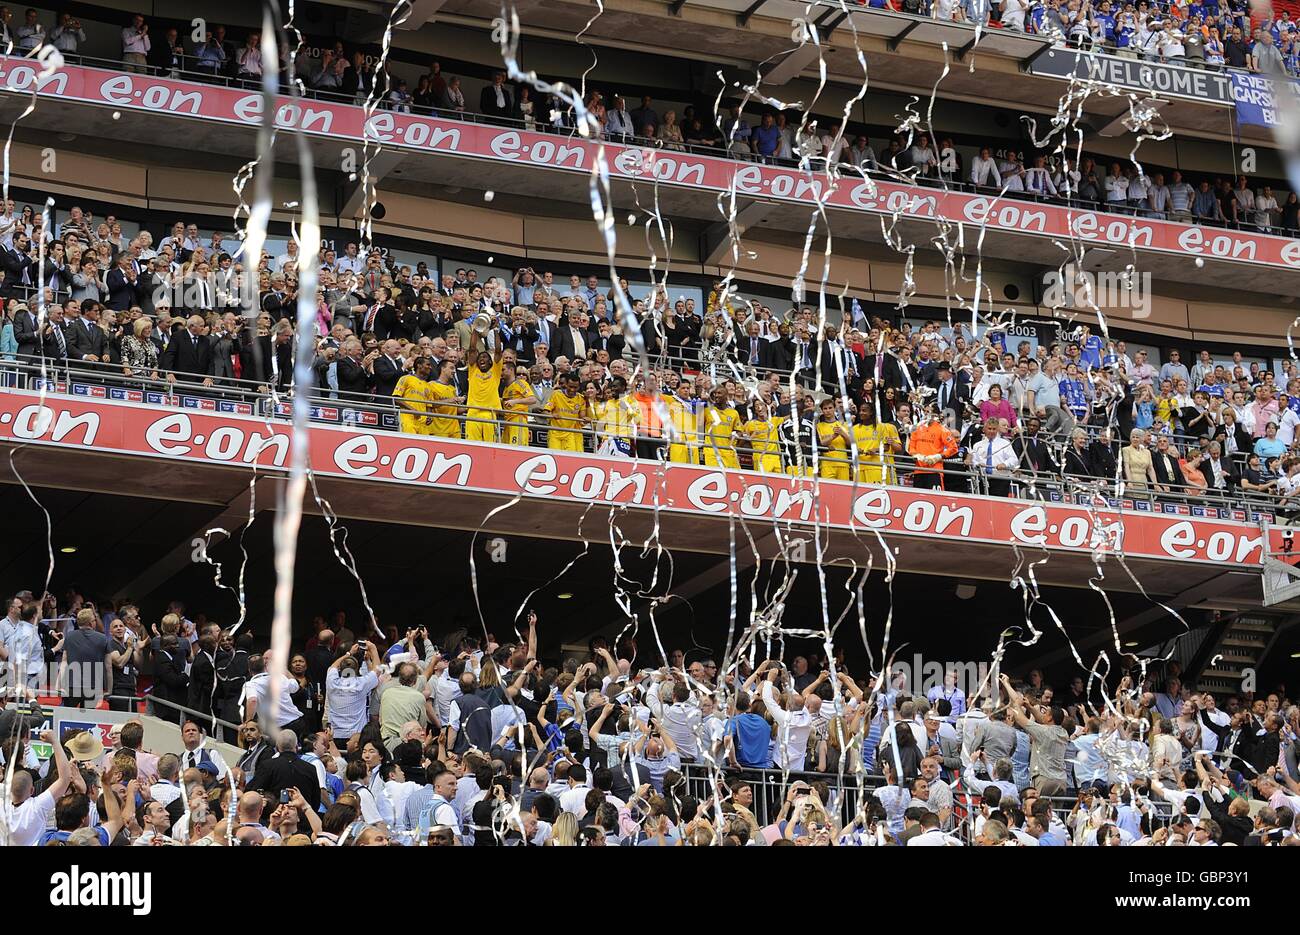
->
[3,58,1299,271]
[0,389,1275,567]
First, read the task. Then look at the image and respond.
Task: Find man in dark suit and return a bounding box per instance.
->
[150,634,190,723]
[246,728,322,814]
[12,302,42,360]
[1013,417,1058,476]
[65,300,111,366]
[926,362,970,429]
[1198,441,1239,492]
[336,337,375,400]
[554,308,596,362]
[40,303,71,364]
[242,322,294,393]
[261,274,294,323]
[1150,435,1186,491]
[496,309,538,364]
[479,71,514,120]
[159,314,215,385]
[1218,412,1253,459]
[371,339,407,400]
[0,234,34,298]
[138,257,171,317]
[104,255,143,311]
[738,321,772,369]
[593,319,625,360]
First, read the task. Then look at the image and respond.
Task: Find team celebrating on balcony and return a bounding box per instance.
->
[3,198,1299,508]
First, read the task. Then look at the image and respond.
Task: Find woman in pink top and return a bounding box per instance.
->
[978,383,1016,429]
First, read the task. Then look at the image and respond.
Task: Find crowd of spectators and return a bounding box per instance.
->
[8,9,1297,234]
[3,198,1298,511]
[879,0,1300,77]
[2,589,1296,845]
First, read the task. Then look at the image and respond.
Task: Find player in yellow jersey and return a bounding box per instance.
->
[465,327,504,443]
[703,387,741,469]
[499,362,536,446]
[815,398,852,480]
[592,380,636,453]
[393,356,436,435]
[851,403,902,484]
[425,359,465,438]
[543,373,588,451]
[665,379,703,464]
[741,398,785,473]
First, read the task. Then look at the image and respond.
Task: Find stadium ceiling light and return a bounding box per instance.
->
[59,546,77,554]
[556,592,574,600]
[1124,640,1140,648]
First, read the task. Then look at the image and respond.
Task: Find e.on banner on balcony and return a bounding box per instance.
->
[3,58,1300,271]
[0,389,1276,567]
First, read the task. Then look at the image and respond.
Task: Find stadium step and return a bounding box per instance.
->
[1194,612,1287,699]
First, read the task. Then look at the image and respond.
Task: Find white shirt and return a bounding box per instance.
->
[335,254,364,276]
[179,743,230,782]
[907,828,964,846]
[645,688,701,759]
[1198,708,1230,754]
[762,681,813,771]
[242,672,304,728]
[970,435,1019,474]
[150,780,182,809]
[1276,407,1300,446]
[559,783,594,817]
[1002,0,1028,30]
[325,667,380,737]
[432,669,461,726]
[2,790,55,846]
[970,156,1002,187]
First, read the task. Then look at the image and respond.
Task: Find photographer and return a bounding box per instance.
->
[50,13,85,55]
[195,30,228,77]
[324,638,381,746]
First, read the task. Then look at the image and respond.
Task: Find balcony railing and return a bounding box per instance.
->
[0,356,1287,523]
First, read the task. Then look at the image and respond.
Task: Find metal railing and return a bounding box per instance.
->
[677,762,1175,832]
[105,693,242,734]
[20,52,1297,239]
[1,356,1291,521]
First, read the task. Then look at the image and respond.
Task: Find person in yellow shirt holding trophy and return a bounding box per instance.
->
[465,324,505,443]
